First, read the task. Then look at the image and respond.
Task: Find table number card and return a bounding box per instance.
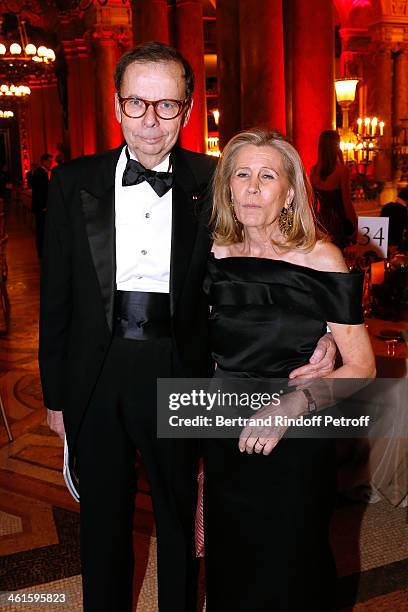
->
[357,216,389,258]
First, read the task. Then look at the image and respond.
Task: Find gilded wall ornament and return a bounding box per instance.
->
[392,0,408,16]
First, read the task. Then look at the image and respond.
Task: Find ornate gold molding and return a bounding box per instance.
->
[369,21,408,49]
[392,1,408,16]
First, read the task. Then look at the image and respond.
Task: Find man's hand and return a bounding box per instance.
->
[288,332,336,381]
[47,409,65,440]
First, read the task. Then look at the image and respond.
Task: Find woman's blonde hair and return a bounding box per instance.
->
[211,128,322,251]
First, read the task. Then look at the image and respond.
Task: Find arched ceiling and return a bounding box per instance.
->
[333,0,383,26]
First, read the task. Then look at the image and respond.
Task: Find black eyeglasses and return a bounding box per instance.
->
[118,96,189,120]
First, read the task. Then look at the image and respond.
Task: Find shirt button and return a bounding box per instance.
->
[145,212,150,219]
[141,249,147,255]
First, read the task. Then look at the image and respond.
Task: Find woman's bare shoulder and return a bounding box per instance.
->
[211,243,232,258]
[303,240,349,272]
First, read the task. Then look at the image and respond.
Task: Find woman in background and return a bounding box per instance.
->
[311,129,357,248]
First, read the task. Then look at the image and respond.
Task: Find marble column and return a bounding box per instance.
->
[27,84,64,164]
[131,0,170,45]
[290,0,335,172]
[394,46,408,124]
[174,0,207,152]
[92,31,124,152]
[373,45,393,182]
[63,39,97,158]
[239,0,286,134]
[216,0,240,149]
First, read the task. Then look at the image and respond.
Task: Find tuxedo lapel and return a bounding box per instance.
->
[170,149,203,315]
[80,147,121,330]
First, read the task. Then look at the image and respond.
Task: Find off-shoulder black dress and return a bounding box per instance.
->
[202,254,364,612]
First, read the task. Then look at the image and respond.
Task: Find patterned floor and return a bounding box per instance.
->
[0,202,407,611]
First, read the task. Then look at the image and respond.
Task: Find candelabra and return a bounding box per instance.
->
[354,116,385,172]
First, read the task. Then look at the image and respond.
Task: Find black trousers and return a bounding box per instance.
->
[76,336,200,612]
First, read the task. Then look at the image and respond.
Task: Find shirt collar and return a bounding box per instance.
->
[126,145,171,172]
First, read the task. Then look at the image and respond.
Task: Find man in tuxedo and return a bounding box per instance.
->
[31,153,52,258]
[41,42,335,612]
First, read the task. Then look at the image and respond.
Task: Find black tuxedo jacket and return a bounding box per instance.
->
[39,145,217,454]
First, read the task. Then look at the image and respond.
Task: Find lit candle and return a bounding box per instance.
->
[371,261,385,285]
[364,117,370,136]
[379,121,384,136]
[371,117,378,136]
[357,117,363,135]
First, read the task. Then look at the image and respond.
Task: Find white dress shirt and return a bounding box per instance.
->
[115,145,172,293]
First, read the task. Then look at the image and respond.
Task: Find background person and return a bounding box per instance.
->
[32,153,53,258]
[381,187,408,251]
[311,129,357,248]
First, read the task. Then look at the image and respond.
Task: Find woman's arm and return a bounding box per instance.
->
[306,240,375,380]
[240,322,375,455]
[239,242,376,454]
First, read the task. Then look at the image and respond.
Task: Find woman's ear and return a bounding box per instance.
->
[285,187,295,208]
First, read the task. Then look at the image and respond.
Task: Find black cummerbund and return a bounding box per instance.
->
[114,290,171,340]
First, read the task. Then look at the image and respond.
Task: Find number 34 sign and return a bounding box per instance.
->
[357,216,389,258]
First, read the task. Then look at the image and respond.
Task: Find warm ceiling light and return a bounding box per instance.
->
[25,43,36,55]
[10,43,22,55]
[335,78,359,105]
[0,17,55,88]
[0,83,31,97]
[44,48,56,62]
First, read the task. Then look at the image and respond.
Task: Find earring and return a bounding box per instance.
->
[229,195,240,225]
[279,201,294,235]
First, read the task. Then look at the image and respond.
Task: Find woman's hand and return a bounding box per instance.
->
[238,392,306,456]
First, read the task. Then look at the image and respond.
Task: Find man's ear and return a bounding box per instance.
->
[183,98,193,127]
[114,94,122,124]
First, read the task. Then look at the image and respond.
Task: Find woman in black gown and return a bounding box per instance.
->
[310,130,357,248]
[202,129,375,612]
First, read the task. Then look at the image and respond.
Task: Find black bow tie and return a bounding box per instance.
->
[122,148,174,197]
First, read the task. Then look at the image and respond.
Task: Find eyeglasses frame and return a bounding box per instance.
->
[117,95,190,120]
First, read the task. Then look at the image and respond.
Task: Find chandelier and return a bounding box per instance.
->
[0,14,55,96]
[0,82,30,96]
[0,109,13,118]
